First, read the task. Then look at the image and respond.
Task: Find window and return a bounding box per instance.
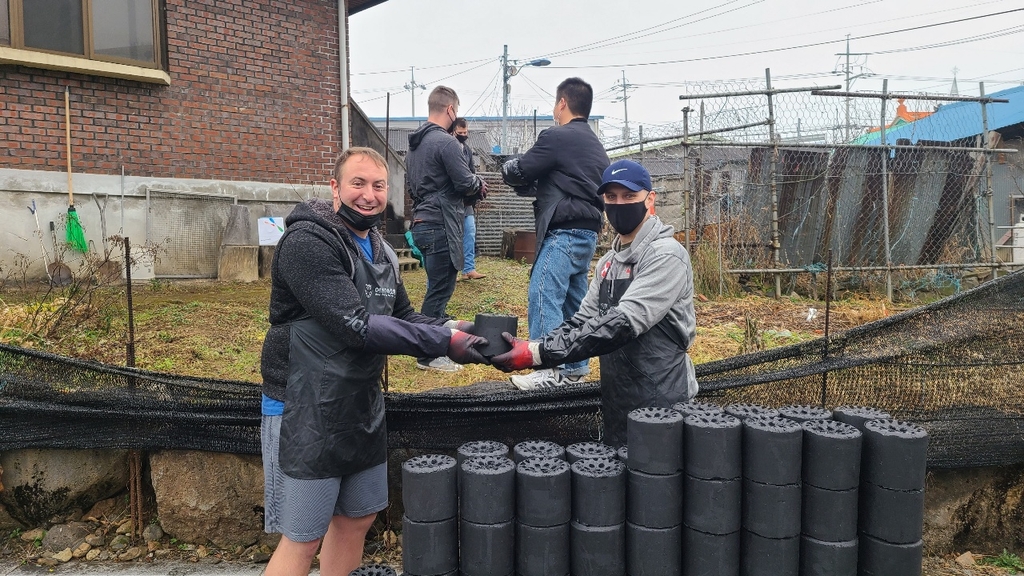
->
[3,0,161,68]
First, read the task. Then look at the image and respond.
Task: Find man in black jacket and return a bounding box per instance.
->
[407,86,487,372]
[260,147,487,576]
[501,77,610,389]
[454,117,486,281]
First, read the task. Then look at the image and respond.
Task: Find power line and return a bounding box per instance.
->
[544,8,1024,70]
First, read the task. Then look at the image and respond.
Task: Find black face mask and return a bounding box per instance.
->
[456,134,469,143]
[337,202,382,231]
[605,195,649,235]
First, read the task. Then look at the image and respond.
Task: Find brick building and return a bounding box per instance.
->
[0,0,400,279]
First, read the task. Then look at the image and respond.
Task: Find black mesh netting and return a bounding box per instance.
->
[2,269,1023,469]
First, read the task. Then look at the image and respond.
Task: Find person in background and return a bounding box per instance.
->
[260,147,488,576]
[454,117,486,280]
[407,86,487,372]
[492,159,697,447]
[501,77,609,389]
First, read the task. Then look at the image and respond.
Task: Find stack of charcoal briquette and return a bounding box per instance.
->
[400,402,927,576]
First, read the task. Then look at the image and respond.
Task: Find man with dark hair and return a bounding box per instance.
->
[492,159,697,446]
[453,117,486,280]
[501,77,609,389]
[407,87,487,372]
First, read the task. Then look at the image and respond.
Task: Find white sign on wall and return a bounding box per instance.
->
[258,217,285,246]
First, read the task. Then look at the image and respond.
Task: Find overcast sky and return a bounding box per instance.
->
[349,0,1024,140]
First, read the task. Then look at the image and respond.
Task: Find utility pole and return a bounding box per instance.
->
[835,36,869,142]
[404,66,425,117]
[501,44,510,154]
[613,70,632,143]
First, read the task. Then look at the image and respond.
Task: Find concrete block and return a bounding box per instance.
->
[258,246,275,279]
[218,246,259,282]
[222,204,254,246]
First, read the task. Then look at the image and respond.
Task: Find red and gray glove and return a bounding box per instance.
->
[444,319,475,333]
[448,330,489,365]
[490,332,542,373]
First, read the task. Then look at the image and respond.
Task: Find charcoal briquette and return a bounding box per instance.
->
[802,419,862,491]
[401,454,457,523]
[460,455,516,524]
[401,515,457,576]
[672,399,724,417]
[516,457,571,527]
[778,404,832,423]
[627,468,683,529]
[571,457,626,527]
[684,412,742,480]
[626,523,682,576]
[682,525,740,576]
[862,419,929,491]
[802,483,858,542]
[348,565,397,576]
[513,439,566,463]
[831,406,892,433]
[566,441,617,464]
[459,518,514,576]
[570,521,625,576]
[859,481,925,545]
[740,530,799,576]
[456,440,509,469]
[724,403,780,421]
[515,521,569,576]
[742,478,801,539]
[742,416,803,485]
[799,535,857,576]
[616,445,628,465]
[858,533,922,576]
[683,474,741,535]
[626,407,684,474]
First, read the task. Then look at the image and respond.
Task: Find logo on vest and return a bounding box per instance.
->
[365,284,397,300]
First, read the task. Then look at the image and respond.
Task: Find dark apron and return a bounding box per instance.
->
[279,243,397,479]
[598,271,691,447]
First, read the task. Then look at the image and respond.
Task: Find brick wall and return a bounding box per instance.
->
[0,0,341,184]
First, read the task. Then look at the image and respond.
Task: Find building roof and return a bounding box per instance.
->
[349,0,390,15]
[856,85,1024,145]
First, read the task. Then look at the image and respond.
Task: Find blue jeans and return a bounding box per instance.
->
[462,213,477,275]
[412,222,457,363]
[528,229,598,376]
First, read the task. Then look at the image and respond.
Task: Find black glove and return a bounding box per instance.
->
[490,333,540,373]
[448,330,489,365]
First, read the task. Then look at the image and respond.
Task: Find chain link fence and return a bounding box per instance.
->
[610,70,1021,301]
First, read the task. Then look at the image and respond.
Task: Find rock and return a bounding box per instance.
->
[85,533,105,547]
[20,527,45,542]
[154,549,172,558]
[85,548,101,561]
[250,551,271,563]
[149,451,264,548]
[197,545,209,558]
[0,449,129,526]
[53,548,73,563]
[72,542,91,558]
[41,521,91,552]
[0,501,24,532]
[924,464,1024,554]
[120,546,144,561]
[109,534,130,551]
[147,541,161,552]
[116,520,133,534]
[85,496,129,523]
[96,550,111,561]
[142,522,164,542]
[36,557,58,567]
[955,551,976,567]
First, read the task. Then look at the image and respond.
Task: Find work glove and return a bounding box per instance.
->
[490,332,542,373]
[444,319,475,333]
[448,330,489,365]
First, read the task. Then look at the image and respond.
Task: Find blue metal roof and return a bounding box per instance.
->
[857,85,1024,145]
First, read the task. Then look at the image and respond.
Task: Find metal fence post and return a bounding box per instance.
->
[682,106,691,255]
[880,80,893,302]
[765,68,782,298]
[980,82,999,280]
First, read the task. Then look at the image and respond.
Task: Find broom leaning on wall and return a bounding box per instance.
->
[64,86,88,253]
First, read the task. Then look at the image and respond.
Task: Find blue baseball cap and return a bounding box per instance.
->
[597,159,652,195]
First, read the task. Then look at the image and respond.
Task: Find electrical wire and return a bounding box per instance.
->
[544,8,1024,70]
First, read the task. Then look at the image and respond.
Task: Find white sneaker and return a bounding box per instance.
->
[416,356,464,373]
[510,368,582,391]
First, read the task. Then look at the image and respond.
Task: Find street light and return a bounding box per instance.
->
[501,44,551,153]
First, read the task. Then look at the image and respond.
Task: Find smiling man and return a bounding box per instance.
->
[259,147,487,576]
[492,159,697,446]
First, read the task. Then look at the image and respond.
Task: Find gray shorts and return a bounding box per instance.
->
[262,414,388,542]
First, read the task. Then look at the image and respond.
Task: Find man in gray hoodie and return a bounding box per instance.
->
[407,86,487,372]
[491,159,697,446]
